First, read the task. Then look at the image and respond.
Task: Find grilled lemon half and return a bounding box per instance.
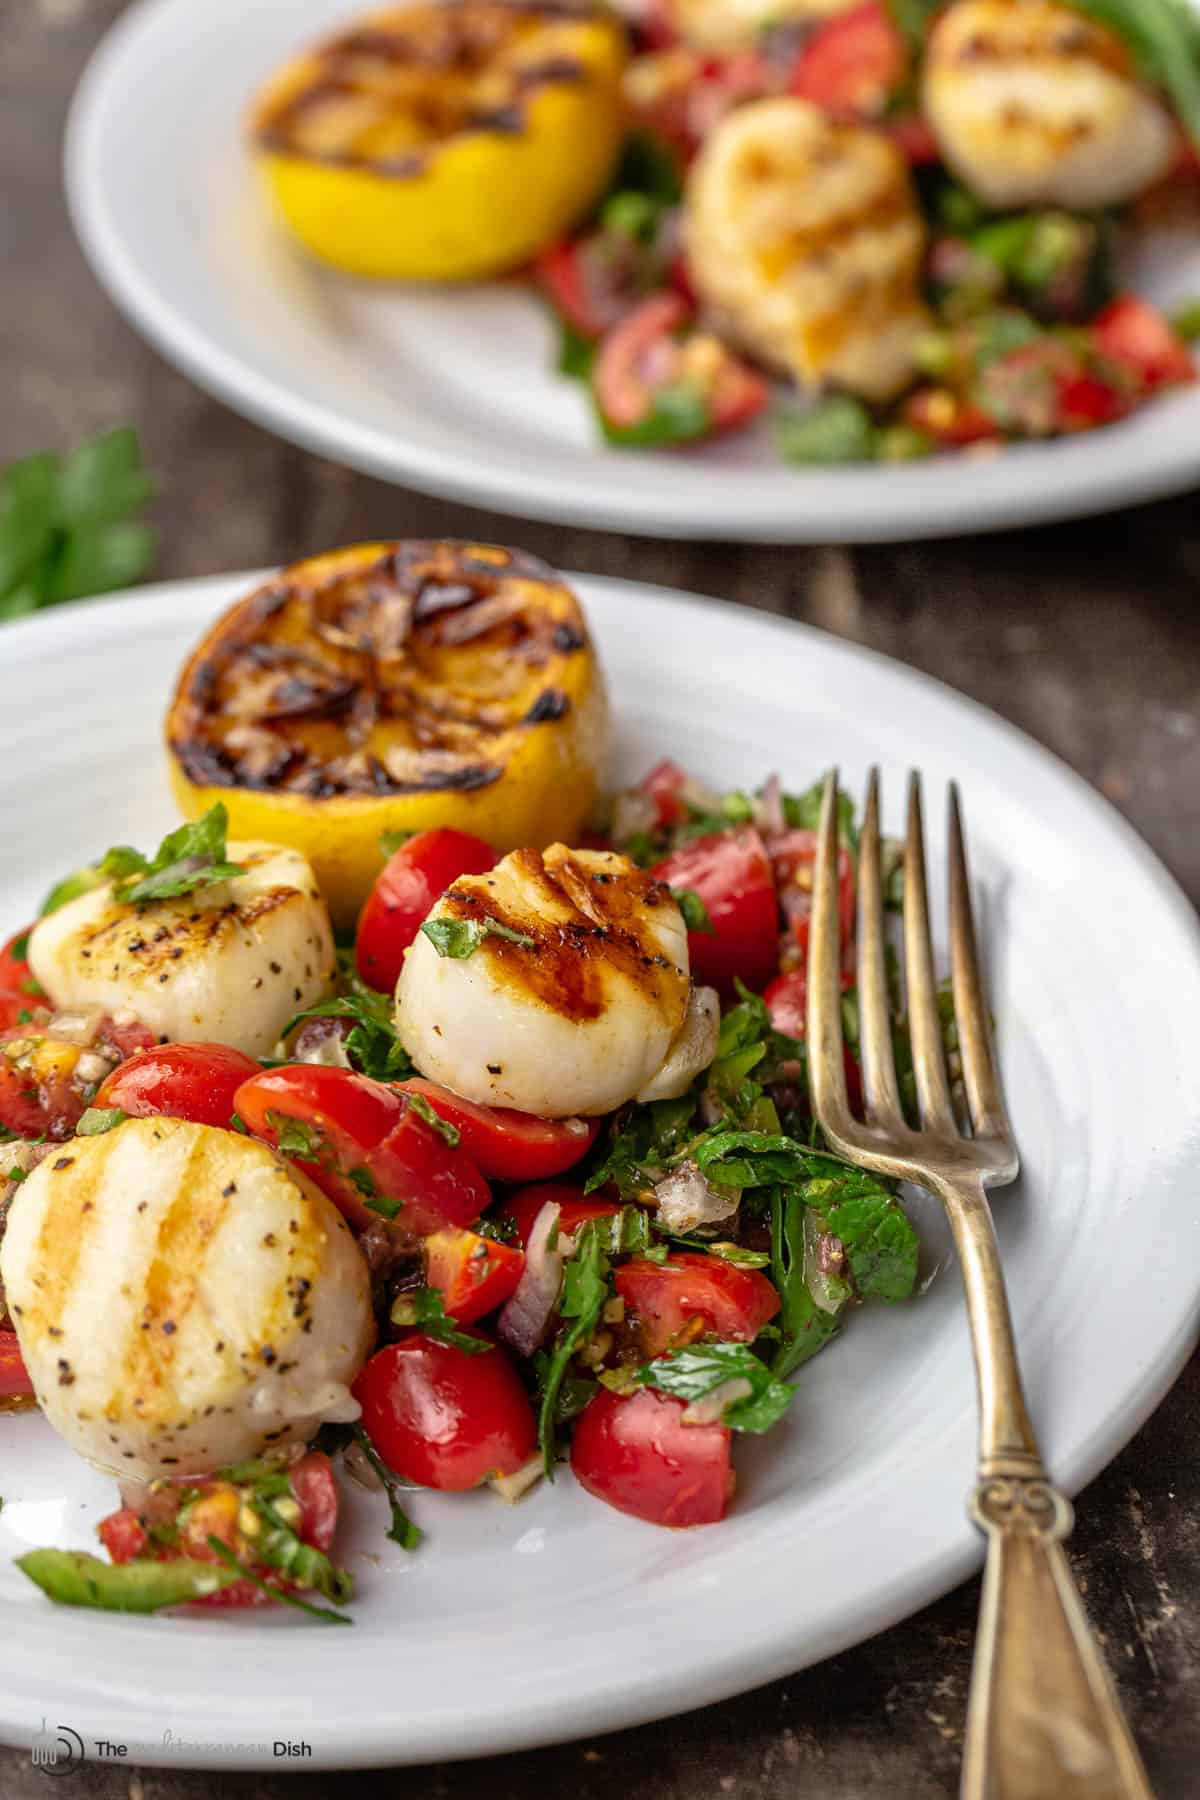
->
[165,541,610,927]
[250,1,628,280]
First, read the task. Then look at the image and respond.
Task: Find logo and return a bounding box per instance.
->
[30,1720,84,1779]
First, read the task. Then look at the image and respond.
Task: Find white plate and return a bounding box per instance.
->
[64,0,1200,544]
[1,571,1198,1772]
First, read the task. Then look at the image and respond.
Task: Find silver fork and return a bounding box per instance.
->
[806,768,1153,1800]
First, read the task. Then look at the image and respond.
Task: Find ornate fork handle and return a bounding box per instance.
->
[945,1178,1155,1800]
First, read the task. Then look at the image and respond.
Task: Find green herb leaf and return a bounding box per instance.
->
[351,1424,423,1550]
[769,1185,842,1378]
[421,917,536,959]
[671,886,716,935]
[536,1220,612,1477]
[250,1492,355,1605]
[0,428,154,623]
[597,382,713,450]
[635,1342,796,1433]
[389,1287,491,1354]
[75,1107,128,1137]
[379,829,415,857]
[610,129,684,205]
[557,319,597,380]
[205,1536,352,1625]
[1172,298,1200,342]
[265,1111,325,1162]
[116,805,245,905]
[283,979,415,1082]
[776,396,878,465]
[16,1547,236,1613]
[405,1091,460,1148]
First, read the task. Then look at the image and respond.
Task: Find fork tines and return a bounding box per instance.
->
[807,768,1016,1181]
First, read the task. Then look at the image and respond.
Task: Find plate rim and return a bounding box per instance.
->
[0,569,1197,1770]
[62,0,1200,545]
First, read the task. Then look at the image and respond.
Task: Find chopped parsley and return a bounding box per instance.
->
[421,916,536,959]
[404,1091,460,1148]
[351,1424,423,1551]
[389,1287,490,1355]
[670,887,716,935]
[536,1220,613,1477]
[632,1342,796,1433]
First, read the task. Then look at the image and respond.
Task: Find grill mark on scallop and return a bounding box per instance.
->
[440,847,685,1024]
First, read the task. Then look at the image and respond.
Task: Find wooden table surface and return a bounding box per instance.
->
[3,1,1199,1793]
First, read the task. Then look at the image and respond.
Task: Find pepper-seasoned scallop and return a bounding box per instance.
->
[0,1118,375,1481]
[685,98,930,402]
[923,0,1173,210]
[165,542,610,929]
[395,843,699,1117]
[251,1,628,280]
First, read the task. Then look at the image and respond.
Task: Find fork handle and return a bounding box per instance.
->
[961,1472,1154,1798]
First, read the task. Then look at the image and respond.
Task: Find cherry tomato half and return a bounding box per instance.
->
[503,1183,622,1249]
[235,1065,490,1236]
[653,826,779,995]
[1091,295,1195,394]
[0,927,38,1000]
[570,1386,733,1526]
[396,1079,599,1183]
[615,1251,780,1356]
[0,1330,35,1402]
[425,1226,525,1323]
[0,1030,87,1140]
[356,829,497,994]
[640,758,690,829]
[593,293,767,446]
[353,1334,536,1490]
[788,1,907,120]
[764,970,863,1113]
[96,1043,260,1129]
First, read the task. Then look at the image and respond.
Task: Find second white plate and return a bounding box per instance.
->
[65,0,1200,543]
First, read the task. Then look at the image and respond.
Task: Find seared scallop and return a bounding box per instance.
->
[0,1118,374,1481]
[923,0,1173,209]
[685,98,930,401]
[394,843,700,1116]
[27,843,335,1059]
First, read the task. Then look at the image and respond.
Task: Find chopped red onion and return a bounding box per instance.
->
[653,1161,739,1235]
[498,1201,563,1356]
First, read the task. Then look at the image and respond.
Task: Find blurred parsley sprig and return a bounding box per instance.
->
[0,428,155,622]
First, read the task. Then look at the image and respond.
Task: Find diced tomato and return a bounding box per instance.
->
[571,1387,733,1526]
[353,1334,536,1490]
[97,1451,343,1611]
[593,293,767,446]
[615,1251,780,1356]
[98,1018,158,1063]
[641,758,690,829]
[0,1030,88,1140]
[396,1078,599,1183]
[788,2,907,120]
[288,1450,340,1552]
[904,387,1000,448]
[0,927,38,1000]
[536,238,611,338]
[425,1226,525,1323]
[98,1507,149,1564]
[356,829,497,995]
[886,113,941,165]
[766,828,855,962]
[0,1330,35,1401]
[764,969,863,1111]
[653,826,779,995]
[1091,295,1195,394]
[503,1183,623,1248]
[96,1043,260,1129]
[0,997,34,1033]
[1056,370,1128,430]
[235,1065,491,1236]
[763,967,808,1039]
